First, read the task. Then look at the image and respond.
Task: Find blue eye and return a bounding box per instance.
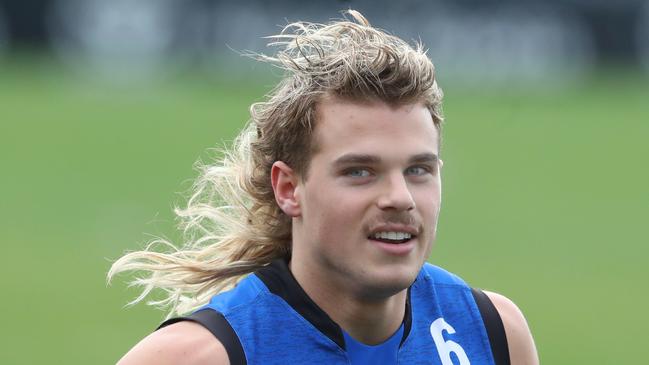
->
[405,166,430,176]
[346,168,371,178]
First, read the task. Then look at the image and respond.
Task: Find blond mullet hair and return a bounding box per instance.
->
[108,10,444,316]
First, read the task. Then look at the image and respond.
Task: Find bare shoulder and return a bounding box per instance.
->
[484,291,539,365]
[116,321,230,365]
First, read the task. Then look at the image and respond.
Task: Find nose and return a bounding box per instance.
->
[377,173,415,211]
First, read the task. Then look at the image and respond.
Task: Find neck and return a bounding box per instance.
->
[289,258,407,345]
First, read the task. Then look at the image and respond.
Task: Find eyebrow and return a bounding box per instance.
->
[333,152,438,166]
[408,153,439,164]
[333,154,381,166]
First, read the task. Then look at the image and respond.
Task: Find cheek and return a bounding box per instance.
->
[414,187,442,219]
[304,192,365,240]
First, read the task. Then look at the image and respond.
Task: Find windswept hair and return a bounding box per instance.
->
[108,10,444,316]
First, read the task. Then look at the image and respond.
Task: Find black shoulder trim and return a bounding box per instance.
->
[471,288,510,365]
[254,259,346,349]
[399,286,413,347]
[158,309,247,365]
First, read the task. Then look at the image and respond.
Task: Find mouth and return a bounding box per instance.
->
[368,231,417,244]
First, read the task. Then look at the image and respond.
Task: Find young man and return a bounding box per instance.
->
[110,11,538,365]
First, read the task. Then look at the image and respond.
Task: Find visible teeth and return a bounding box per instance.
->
[373,231,412,240]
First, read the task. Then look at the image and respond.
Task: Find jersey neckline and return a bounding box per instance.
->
[254,258,413,350]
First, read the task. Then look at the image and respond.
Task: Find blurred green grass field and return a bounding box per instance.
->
[1,58,648,364]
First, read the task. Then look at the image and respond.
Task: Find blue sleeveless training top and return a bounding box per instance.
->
[343,323,404,364]
[194,259,497,364]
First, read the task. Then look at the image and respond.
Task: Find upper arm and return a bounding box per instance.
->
[484,291,539,365]
[116,321,230,365]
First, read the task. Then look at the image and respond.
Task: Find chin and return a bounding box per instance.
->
[359,263,420,299]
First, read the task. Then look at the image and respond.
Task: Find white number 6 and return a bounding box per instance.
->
[430,318,471,365]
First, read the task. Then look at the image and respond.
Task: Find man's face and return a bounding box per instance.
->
[292,97,442,299]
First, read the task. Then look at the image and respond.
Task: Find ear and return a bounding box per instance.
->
[271,161,301,217]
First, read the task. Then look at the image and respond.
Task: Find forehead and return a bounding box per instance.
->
[312,98,440,161]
